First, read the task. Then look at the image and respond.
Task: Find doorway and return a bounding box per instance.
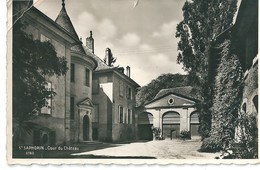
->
[162,112,180,139]
[83,115,90,141]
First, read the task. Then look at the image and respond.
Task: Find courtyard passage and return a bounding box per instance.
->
[72,138,219,159]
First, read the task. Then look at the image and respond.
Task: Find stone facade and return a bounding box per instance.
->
[209,0,258,141]
[13,1,97,145]
[241,57,258,115]
[92,67,139,142]
[233,0,258,117]
[138,87,200,140]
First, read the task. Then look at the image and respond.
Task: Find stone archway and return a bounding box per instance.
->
[83,115,90,141]
[190,111,200,137]
[138,112,153,140]
[78,98,94,142]
[162,111,180,139]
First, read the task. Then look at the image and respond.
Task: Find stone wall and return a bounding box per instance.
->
[19,12,73,145]
[111,73,137,142]
[92,73,113,141]
[241,57,258,114]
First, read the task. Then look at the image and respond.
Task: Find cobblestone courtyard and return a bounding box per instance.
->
[72,138,219,159]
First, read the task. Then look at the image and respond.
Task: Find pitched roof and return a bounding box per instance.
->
[55,4,79,40]
[71,44,87,56]
[84,46,113,71]
[153,86,199,101]
[55,3,86,55]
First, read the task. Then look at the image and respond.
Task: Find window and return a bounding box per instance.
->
[119,81,124,97]
[124,108,127,124]
[71,63,75,82]
[253,95,258,113]
[242,103,247,113]
[119,106,124,123]
[41,82,52,114]
[127,87,132,99]
[92,79,99,94]
[70,97,75,119]
[85,68,90,86]
[93,104,99,123]
[128,109,132,124]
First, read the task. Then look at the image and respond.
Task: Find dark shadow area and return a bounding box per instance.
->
[138,112,153,140]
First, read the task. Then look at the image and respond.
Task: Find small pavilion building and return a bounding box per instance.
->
[138,86,200,140]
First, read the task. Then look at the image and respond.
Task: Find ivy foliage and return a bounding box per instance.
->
[13,21,68,145]
[201,40,243,152]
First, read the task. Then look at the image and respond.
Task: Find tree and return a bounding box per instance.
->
[13,21,68,145]
[175,0,237,139]
[136,73,189,107]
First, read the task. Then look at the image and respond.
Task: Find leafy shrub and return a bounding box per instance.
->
[151,126,164,140]
[179,130,191,140]
[232,112,258,159]
[200,137,222,152]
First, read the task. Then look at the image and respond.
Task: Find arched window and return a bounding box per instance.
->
[138,112,153,124]
[163,112,180,124]
[190,112,199,124]
[242,103,247,113]
[253,95,258,113]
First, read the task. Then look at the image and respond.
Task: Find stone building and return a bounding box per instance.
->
[233,0,258,116]
[209,0,258,117]
[208,0,258,145]
[13,0,97,146]
[83,33,140,142]
[138,86,200,140]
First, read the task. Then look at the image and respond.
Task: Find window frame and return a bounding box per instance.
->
[127,108,132,124]
[85,68,90,86]
[119,80,124,97]
[93,104,99,123]
[41,82,52,115]
[70,96,75,120]
[92,78,99,94]
[127,87,132,100]
[70,63,75,82]
[119,106,124,124]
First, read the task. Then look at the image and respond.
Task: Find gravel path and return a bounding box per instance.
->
[72,139,219,159]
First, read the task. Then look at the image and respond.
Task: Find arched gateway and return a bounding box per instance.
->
[78,98,94,142]
[138,112,153,140]
[162,112,180,139]
[83,115,90,141]
[138,86,200,140]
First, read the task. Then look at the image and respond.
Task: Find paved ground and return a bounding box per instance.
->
[71,138,219,159]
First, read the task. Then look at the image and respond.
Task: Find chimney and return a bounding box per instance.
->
[86,31,94,53]
[104,48,116,66]
[105,48,110,66]
[118,67,125,74]
[126,66,130,77]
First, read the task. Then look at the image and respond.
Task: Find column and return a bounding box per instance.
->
[180,108,188,131]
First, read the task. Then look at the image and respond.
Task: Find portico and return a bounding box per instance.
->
[138,86,200,140]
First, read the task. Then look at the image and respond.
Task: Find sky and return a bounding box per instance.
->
[35,0,187,86]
